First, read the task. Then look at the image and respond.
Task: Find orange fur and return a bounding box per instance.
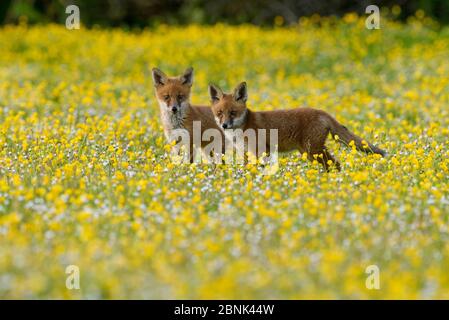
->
[209,82,386,171]
[152,68,224,160]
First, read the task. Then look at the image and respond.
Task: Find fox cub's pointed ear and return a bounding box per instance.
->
[233,82,247,103]
[208,83,223,103]
[152,68,167,87]
[181,67,194,86]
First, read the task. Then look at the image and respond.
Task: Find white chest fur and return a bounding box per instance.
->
[223,128,257,162]
[158,100,187,140]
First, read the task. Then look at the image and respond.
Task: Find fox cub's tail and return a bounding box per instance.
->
[327,116,386,157]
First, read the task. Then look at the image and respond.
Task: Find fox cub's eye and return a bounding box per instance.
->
[163,95,170,101]
[230,111,237,117]
[217,111,223,116]
[177,94,185,100]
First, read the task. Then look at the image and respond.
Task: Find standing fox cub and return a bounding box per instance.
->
[208,82,386,171]
[152,67,224,160]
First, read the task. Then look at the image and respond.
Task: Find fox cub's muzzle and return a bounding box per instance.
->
[169,104,180,114]
[221,120,233,129]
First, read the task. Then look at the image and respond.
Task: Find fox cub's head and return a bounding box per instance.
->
[152,67,193,114]
[208,82,248,130]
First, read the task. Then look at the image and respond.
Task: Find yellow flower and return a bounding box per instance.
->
[1,17,448,300]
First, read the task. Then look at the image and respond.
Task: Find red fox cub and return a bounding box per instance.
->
[208,82,386,171]
[152,67,224,160]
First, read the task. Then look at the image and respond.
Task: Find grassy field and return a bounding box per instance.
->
[0,14,449,299]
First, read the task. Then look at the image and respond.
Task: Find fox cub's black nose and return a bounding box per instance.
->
[172,106,178,113]
[222,123,228,129]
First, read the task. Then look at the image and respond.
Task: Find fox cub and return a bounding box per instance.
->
[208,82,386,170]
[152,67,224,160]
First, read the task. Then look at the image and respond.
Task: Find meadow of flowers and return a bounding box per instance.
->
[0,13,448,299]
